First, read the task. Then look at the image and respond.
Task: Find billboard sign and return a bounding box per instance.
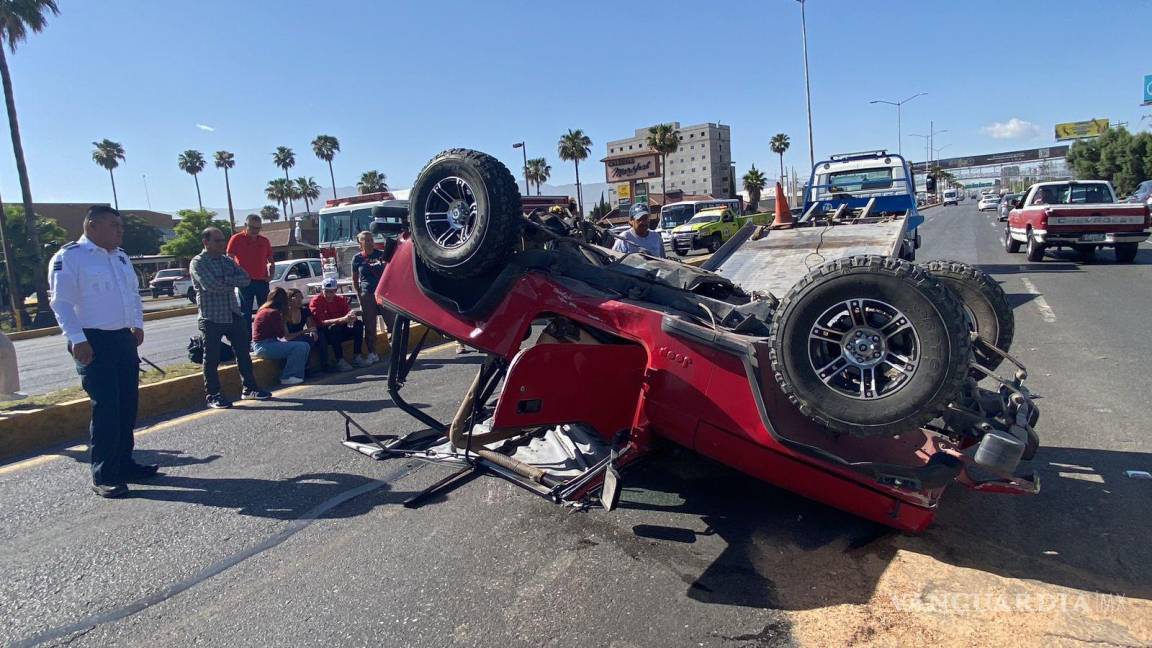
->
[604,153,660,182]
[1055,119,1109,141]
[912,145,1069,173]
[1144,74,1152,105]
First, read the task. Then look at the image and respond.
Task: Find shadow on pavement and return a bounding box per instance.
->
[976,262,1084,275]
[238,396,428,414]
[53,447,222,471]
[610,444,1151,611]
[125,471,419,520]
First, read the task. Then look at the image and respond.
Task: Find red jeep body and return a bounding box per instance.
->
[376,235,1037,533]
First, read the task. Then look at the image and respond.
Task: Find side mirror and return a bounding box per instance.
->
[285,274,299,281]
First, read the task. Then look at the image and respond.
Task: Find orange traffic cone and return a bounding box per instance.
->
[771,182,793,229]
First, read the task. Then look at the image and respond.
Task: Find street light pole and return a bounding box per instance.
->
[512,142,529,196]
[797,0,815,169]
[869,92,926,155]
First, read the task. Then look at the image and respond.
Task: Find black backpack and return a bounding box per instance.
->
[187,335,235,365]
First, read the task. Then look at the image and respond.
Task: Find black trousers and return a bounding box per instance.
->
[239,280,270,321]
[74,328,139,486]
[321,321,363,361]
[199,318,258,396]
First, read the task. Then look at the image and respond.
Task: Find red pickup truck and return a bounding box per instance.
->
[1004,180,1150,262]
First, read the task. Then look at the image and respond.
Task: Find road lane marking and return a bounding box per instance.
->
[1020,277,1057,323]
[0,342,463,476]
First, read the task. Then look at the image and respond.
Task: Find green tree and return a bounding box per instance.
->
[213,150,236,230]
[646,123,681,202]
[1065,126,1152,196]
[558,128,592,216]
[91,139,125,210]
[357,170,387,194]
[525,157,551,195]
[770,133,791,182]
[295,176,321,213]
[1,0,61,324]
[120,213,162,255]
[260,205,280,222]
[2,205,67,311]
[742,165,768,212]
[589,192,611,220]
[273,146,296,214]
[311,134,340,200]
[178,149,206,211]
[1066,137,1101,180]
[160,209,230,259]
[265,178,292,218]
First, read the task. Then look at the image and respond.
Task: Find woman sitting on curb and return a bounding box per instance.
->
[285,288,324,374]
[251,288,311,386]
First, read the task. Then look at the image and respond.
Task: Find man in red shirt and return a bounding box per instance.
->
[309,277,370,371]
[226,214,275,320]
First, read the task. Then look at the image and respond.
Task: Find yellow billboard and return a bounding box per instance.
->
[615,183,631,200]
[1055,119,1108,141]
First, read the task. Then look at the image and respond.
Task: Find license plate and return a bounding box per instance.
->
[1081,233,1105,242]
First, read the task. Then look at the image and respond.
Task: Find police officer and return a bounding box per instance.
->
[49,206,158,498]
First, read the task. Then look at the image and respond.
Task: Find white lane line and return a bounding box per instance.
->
[1020,277,1057,323]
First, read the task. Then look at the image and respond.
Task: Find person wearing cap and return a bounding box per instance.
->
[612,203,665,258]
[190,227,270,409]
[48,206,156,498]
[309,276,370,371]
[226,214,274,320]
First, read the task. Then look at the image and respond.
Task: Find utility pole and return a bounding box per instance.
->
[512,142,529,196]
[870,93,926,156]
[797,0,815,169]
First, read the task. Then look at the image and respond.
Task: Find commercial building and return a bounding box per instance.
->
[605,122,734,200]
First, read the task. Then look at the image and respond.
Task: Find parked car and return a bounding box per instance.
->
[270,258,326,294]
[1004,180,1150,262]
[977,195,1000,211]
[148,268,188,298]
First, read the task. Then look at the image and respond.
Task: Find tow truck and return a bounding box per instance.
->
[341,148,1040,533]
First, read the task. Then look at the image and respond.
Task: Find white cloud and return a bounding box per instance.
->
[195,123,215,132]
[981,117,1040,140]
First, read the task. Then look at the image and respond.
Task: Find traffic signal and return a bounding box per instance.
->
[926,176,936,193]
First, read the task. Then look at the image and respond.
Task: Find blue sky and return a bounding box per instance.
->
[2,0,1149,212]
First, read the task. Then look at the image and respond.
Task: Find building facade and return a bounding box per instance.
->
[606,122,734,198]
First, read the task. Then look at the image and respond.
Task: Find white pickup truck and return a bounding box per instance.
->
[1004,180,1150,262]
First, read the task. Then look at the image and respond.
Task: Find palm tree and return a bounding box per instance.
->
[525,157,551,195]
[259,205,280,222]
[213,150,236,230]
[272,146,296,214]
[311,134,340,200]
[177,149,206,211]
[557,129,592,216]
[742,165,768,213]
[1,0,60,323]
[770,133,791,183]
[91,139,125,210]
[646,123,681,203]
[357,170,387,194]
[265,179,292,217]
[295,176,321,213]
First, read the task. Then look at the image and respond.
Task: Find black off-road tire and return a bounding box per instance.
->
[1003,227,1021,253]
[921,259,1014,371]
[1114,242,1139,263]
[409,149,522,279]
[1025,229,1045,262]
[768,255,971,438]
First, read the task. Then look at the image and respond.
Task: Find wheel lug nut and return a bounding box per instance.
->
[871,336,880,342]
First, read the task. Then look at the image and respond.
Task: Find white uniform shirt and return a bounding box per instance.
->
[48,236,144,344]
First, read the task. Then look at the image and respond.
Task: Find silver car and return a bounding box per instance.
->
[998,193,1022,221]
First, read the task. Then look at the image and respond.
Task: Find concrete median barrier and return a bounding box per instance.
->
[0,323,447,463]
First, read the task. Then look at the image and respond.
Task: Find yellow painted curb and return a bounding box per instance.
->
[8,305,200,342]
[0,323,446,463]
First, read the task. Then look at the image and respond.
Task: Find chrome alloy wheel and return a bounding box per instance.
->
[807,298,921,400]
[423,176,478,249]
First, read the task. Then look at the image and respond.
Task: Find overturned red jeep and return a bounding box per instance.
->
[351,149,1039,533]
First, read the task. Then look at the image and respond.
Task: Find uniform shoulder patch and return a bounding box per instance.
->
[52,259,63,272]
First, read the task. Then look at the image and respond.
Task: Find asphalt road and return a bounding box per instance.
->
[2,206,1151,646]
[12,313,200,396]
